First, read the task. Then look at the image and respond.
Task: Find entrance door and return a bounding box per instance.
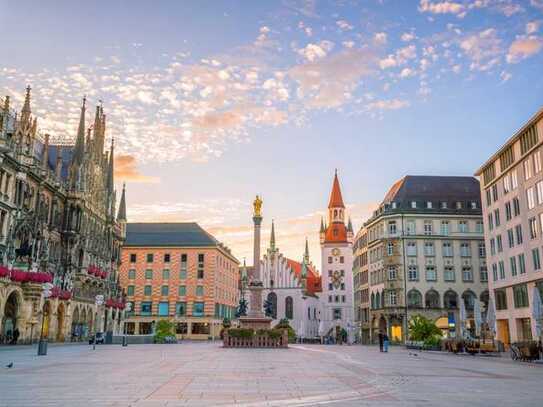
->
[497,319,510,347]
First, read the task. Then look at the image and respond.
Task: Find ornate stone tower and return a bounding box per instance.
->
[320,170,354,336]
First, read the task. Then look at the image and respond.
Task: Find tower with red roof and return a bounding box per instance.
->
[319,170,354,340]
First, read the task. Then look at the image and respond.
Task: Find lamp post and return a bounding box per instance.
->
[37,283,53,356]
[122,302,132,347]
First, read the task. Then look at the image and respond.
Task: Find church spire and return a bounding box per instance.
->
[270,219,276,251]
[107,137,114,194]
[347,217,353,233]
[117,182,127,221]
[72,96,86,165]
[20,85,32,123]
[304,237,310,263]
[320,217,325,233]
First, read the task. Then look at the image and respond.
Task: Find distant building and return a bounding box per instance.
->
[475,107,543,345]
[259,221,322,338]
[357,176,487,343]
[119,223,239,340]
[353,227,370,343]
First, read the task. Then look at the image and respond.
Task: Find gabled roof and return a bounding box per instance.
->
[125,223,219,247]
[328,171,345,209]
[286,258,322,295]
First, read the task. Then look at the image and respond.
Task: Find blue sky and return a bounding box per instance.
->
[1,0,543,264]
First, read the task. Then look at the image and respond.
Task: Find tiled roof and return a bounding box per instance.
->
[125,223,219,247]
[286,259,322,295]
[328,172,345,208]
[324,222,348,243]
[47,145,74,180]
[382,175,481,206]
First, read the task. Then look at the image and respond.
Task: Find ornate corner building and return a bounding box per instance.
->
[0,87,127,344]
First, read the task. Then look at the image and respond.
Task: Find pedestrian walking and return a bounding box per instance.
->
[378,331,384,352]
[383,333,389,353]
[12,328,20,345]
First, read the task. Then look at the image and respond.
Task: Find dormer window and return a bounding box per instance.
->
[391,202,397,209]
[470,201,477,209]
[411,201,417,209]
[426,202,432,209]
[456,202,463,209]
[441,202,448,209]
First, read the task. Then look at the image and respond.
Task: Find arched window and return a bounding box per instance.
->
[462,290,476,311]
[381,290,385,308]
[285,296,293,319]
[266,292,277,319]
[407,289,422,308]
[371,293,375,309]
[375,292,381,309]
[425,290,440,308]
[444,290,458,309]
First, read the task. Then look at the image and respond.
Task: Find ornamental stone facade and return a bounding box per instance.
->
[356,176,488,344]
[0,87,127,344]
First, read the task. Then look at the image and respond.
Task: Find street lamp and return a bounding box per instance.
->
[37,282,54,356]
[122,302,132,347]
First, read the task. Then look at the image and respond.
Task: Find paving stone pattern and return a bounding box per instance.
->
[0,342,541,406]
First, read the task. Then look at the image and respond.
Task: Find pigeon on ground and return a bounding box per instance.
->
[5,362,13,368]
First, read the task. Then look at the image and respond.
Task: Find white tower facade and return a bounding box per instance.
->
[319,171,355,339]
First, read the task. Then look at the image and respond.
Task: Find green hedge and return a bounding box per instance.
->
[227,328,254,339]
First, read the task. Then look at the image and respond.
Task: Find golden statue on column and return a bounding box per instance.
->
[253,195,263,217]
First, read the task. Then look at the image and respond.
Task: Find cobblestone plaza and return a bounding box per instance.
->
[0,342,541,406]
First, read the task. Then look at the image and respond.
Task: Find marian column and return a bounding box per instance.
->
[248,195,265,318]
[239,195,271,328]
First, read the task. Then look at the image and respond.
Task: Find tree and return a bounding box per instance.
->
[235,298,248,318]
[154,320,175,343]
[408,315,442,342]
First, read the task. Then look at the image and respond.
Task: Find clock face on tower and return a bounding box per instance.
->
[332,248,340,257]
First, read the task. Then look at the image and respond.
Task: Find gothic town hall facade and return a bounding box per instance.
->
[0,87,127,344]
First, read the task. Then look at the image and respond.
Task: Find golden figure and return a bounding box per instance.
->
[253,195,263,217]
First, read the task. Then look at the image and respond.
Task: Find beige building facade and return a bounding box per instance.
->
[358,176,488,343]
[475,107,543,345]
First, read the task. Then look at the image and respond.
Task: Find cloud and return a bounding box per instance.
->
[374,32,388,45]
[289,48,378,108]
[400,67,416,78]
[297,41,334,61]
[526,21,540,34]
[401,32,416,42]
[114,154,160,183]
[460,28,503,71]
[419,0,466,17]
[506,36,543,63]
[500,70,512,82]
[366,98,410,111]
[336,20,354,31]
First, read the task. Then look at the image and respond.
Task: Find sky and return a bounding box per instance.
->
[1,0,543,266]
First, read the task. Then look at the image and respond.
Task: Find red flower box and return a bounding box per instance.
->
[0,266,9,278]
[9,270,53,283]
[50,286,72,300]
